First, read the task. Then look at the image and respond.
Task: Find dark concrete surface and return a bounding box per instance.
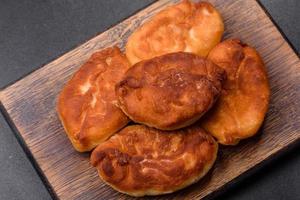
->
[0,0,299,199]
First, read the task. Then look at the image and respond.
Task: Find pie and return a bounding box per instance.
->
[91,125,218,196]
[126,0,224,65]
[116,52,226,130]
[201,39,270,145]
[57,47,130,152]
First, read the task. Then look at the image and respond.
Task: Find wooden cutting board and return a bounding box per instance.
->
[0,0,299,199]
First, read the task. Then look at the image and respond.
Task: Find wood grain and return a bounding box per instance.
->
[0,0,300,199]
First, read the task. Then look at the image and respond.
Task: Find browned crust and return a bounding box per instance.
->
[116,52,226,130]
[57,47,130,152]
[126,0,224,65]
[201,39,270,145]
[90,125,218,196]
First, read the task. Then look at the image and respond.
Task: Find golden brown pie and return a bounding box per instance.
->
[57,47,130,152]
[91,125,218,196]
[116,52,226,130]
[201,39,270,145]
[126,0,224,65]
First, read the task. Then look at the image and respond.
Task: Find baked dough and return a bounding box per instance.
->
[116,52,226,130]
[57,47,130,152]
[126,0,224,64]
[91,125,218,197]
[201,39,270,145]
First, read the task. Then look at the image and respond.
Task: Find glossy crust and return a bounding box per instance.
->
[57,47,130,152]
[126,0,224,65]
[91,125,218,197]
[201,39,270,145]
[116,52,226,130]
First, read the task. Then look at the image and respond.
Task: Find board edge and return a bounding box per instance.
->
[0,0,299,199]
[0,101,59,200]
[255,0,299,57]
[203,138,300,200]
[0,0,156,92]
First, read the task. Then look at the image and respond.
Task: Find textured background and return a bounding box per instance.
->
[0,0,299,199]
